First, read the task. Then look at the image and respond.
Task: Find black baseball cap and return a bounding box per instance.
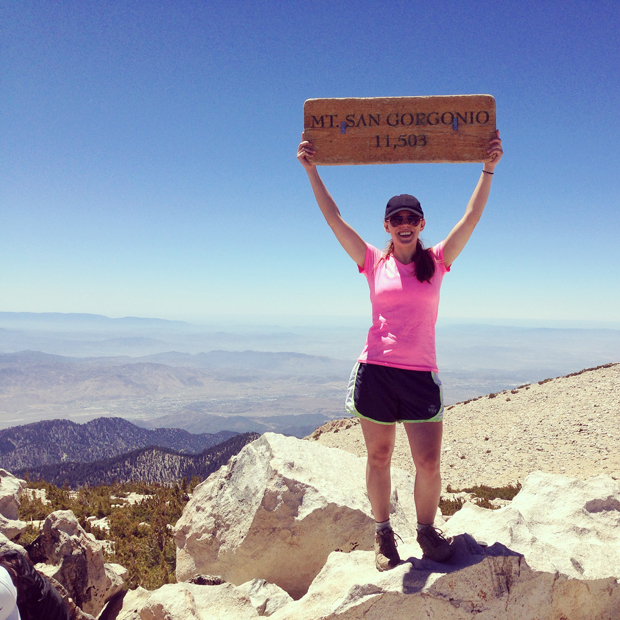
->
[385,194,424,220]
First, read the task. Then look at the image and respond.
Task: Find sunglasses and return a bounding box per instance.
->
[387,214,422,227]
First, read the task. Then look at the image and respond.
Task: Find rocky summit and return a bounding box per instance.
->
[127,433,618,619]
[3,440,620,618]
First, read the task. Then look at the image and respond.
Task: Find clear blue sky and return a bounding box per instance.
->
[2,0,619,325]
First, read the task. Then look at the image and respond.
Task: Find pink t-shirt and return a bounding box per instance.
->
[357,243,450,372]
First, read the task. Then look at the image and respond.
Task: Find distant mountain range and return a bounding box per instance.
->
[139,412,332,438]
[15,432,260,488]
[0,312,191,329]
[0,349,351,376]
[0,311,365,359]
[0,417,237,471]
[0,350,220,393]
[0,350,350,394]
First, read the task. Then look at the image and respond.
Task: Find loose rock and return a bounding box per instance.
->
[114,582,284,619]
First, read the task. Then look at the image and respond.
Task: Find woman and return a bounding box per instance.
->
[297,130,503,570]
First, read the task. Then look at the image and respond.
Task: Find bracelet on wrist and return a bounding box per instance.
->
[482,170,494,175]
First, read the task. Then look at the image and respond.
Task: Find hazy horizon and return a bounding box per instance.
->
[3,310,620,331]
[1,311,618,431]
[2,309,620,359]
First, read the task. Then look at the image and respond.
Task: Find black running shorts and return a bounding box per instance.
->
[345,362,444,424]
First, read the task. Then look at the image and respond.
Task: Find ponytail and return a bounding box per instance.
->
[383,239,436,283]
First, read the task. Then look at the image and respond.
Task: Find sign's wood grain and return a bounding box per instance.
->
[303,95,496,165]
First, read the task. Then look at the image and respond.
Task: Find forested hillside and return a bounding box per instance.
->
[16,432,259,487]
[0,416,237,470]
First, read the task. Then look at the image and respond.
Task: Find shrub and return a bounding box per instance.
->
[439,496,464,516]
[453,482,522,501]
[18,477,203,590]
[16,523,42,546]
[442,483,523,516]
[473,498,498,510]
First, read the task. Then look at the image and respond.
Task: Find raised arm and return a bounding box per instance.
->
[297,134,367,268]
[442,130,504,267]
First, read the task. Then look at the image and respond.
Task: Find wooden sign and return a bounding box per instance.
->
[303,95,496,165]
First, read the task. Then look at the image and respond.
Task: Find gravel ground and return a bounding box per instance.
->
[307,363,620,493]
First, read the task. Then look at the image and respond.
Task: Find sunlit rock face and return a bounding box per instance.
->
[268,471,620,618]
[443,470,620,580]
[267,534,620,620]
[27,509,126,617]
[0,469,28,541]
[115,580,293,620]
[173,432,424,599]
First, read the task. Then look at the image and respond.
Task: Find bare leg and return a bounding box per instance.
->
[359,418,396,522]
[404,421,443,524]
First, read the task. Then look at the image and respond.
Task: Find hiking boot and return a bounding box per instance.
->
[416,526,453,562]
[374,528,401,571]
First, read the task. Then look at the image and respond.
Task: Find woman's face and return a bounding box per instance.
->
[384,210,425,248]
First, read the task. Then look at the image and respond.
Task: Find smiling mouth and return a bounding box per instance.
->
[398,231,413,238]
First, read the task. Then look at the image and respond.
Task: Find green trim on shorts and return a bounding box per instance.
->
[352,409,397,425]
[401,414,442,423]
[401,371,444,423]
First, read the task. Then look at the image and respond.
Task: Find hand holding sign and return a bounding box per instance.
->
[484,130,503,170]
[296,133,316,171]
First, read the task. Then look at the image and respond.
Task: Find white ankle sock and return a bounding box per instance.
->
[417,522,434,532]
[375,519,392,533]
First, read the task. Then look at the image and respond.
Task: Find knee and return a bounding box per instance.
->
[367,446,393,470]
[415,451,441,475]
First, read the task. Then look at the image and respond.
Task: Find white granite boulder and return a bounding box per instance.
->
[27,510,126,617]
[0,531,27,555]
[0,469,26,520]
[0,469,28,539]
[105,562,129,604]
[174,433,433,599]
[115,580,292,619]
[0,513,28,540]
[140,461,620,619]
[236,579,293,616]
[444,471,620,580]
